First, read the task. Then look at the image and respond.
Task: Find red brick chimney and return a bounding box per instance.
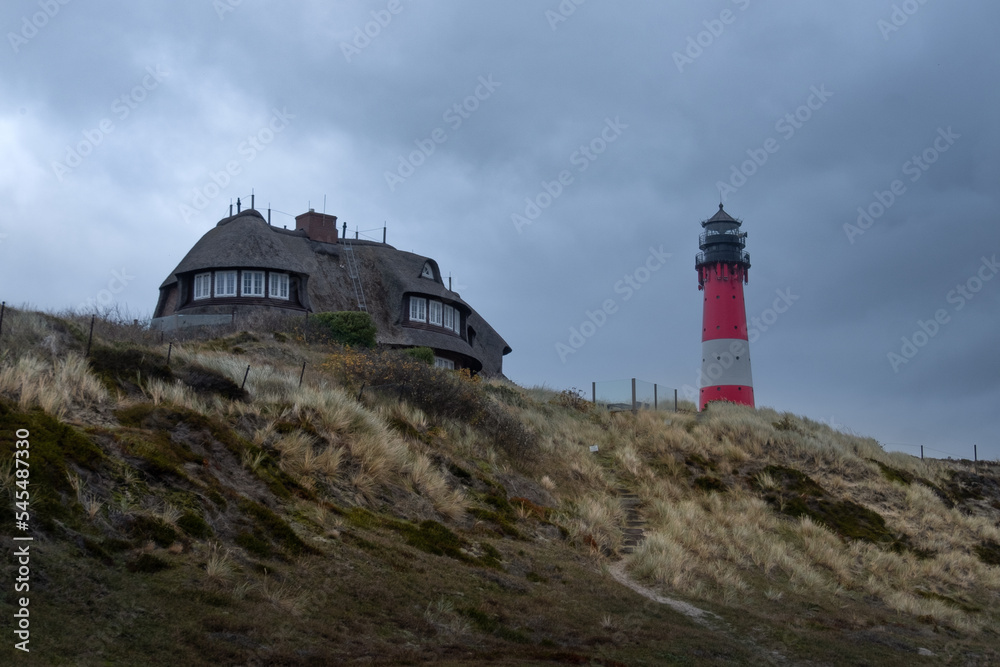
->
[295,209,339,244]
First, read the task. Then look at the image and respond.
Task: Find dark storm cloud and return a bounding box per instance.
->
[1,0,997,458]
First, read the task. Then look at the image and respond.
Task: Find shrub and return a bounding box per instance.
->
[308,311,376,348]
[402,346,434,365]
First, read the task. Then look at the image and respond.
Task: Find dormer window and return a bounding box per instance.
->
[421,262,434,280]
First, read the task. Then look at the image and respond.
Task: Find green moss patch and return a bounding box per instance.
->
[345,508,500,568]
[0,401,105,530]
[238,500,316,558]
[177,512,213,539]
[869,460,914,486]
[125,514,179,547]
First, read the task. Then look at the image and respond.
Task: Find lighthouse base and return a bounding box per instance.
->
[699,385,754,411]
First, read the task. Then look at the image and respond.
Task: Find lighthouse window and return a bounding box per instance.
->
[193,273,212,300]
[409,296,427,322]
[269,273,290,300]
[215,271,237,297]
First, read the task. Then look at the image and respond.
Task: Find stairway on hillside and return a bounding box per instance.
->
[617,487,646,555]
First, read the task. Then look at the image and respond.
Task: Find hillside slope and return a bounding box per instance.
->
[1,308,998,665]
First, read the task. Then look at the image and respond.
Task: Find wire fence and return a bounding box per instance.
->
[591,377,679,413]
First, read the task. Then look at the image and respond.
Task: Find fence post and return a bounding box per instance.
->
[85,315,96,357]
[631,378,637,415]
[674,388,678,412]
[299,362,306,387]
[974,444,978,472]
[0,301,5,341]
[592,381,596,405]
[241,365,251,390]
[654,383,658,411]
[920,445,924,460]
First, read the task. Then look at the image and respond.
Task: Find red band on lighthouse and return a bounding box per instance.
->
[696,204,754,411]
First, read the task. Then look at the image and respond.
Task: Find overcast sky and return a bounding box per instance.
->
[2,1,998,460]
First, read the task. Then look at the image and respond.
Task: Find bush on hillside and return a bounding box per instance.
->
[402,346,434,365]
[309,311,377,348]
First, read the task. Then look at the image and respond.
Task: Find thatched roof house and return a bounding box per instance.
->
[152,208,511,375]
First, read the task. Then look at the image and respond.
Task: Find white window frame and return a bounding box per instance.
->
[434,357,455,370]
[215,270,237,297]
[429,300,443,326]
[193,272,212,300]
[409,296,427,322]
[242,270,265,297]
[443,305,454,331]
[421,263,434,279]
[269,272,289,300]
[451,308,461,333]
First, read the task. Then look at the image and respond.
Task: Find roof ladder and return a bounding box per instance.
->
[342,238,368,312]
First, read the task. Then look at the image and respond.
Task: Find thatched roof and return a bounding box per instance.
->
[156,209,511,375]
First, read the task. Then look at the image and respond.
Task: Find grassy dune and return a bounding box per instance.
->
[0,307,998,665]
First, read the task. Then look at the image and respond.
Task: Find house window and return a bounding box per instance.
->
[269,272,289,300]
[215,270,237,297]
[434,357,455,370]
[242,270,265,297]
[409,296,427,322]
[451,309,461,333]
[193,273,212,300]
[443,305,454,331]
[421,262,434,279]
[429,300,443,326]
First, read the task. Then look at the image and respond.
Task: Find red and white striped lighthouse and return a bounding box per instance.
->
[696,204,754,410]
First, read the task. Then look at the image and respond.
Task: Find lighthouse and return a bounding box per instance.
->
[696,204,754,410]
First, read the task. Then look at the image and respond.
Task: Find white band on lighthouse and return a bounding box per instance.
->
[700,338,753,388]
